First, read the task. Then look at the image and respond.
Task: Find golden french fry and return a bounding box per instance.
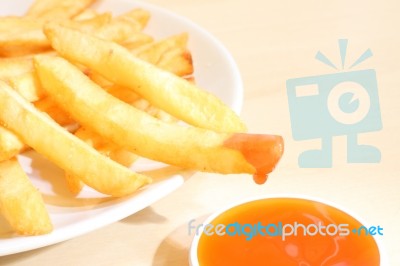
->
[131,33,192,76]
[34,97,74,125]
[87,70,114,88]
[74,127,139,167]
[0,57,33,79]
[97,84,176,123]
[131,98,178,123]
[7,71,72,124]
[0,94,71,163]
[64,172,83,195]
[61,13,141,44]
[157,47,194,77]
[0,158,52,235]
[44,23,246,133]
[35,55,283,178]
[109,149,139,167]
[0,127,27,162]
[86,18,141,44]
[9,72,45,102]
[98,84,177,123]
[66,12,146,44]
[67,12,112,29]
[130,33,193,76]
[122,32,154,50]
[118,8,150,30]
[0,75,73,162]
[0,12,140,57]
[133,33,188,60]
[26,0,96,20]
[103,84,141,103]
[0,68,38,161]
[73,9,99,21]
[97,35,193,122]
[0,81,151,197]
[64,127,139,195]
[0,15,91,57]
[89,34,192,89]
[0,17,50,57]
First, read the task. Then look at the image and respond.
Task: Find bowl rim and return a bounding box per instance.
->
[189,193,388,266]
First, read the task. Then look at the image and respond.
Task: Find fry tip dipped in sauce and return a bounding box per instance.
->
[224,133,284,184]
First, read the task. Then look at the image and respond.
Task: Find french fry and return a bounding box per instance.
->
[131,33,193,76]
[118,8,150,30]
[132,33,188,60]
[85,17,142,44]
[64,13,142,44]
[67,12,112,30]
[26,0,96,20]
[93,34,194,122]
[44,23,246,133]
[0,81,151,197]
[64,172,83,195]
[9,71,45,102]
[0,77,73,163]
[122,32,154,50]
[64,127,139,195]
[0,127,27,162]
[0,57,33,78]
[157,47,194,77]
[131,98,178,123]
[65,12,143,44]
[7,71,73,124]
[109,149,139,167]
[88,47,191,122]
[0,12,142,57]
[0,158,52,235]
[73,9,99,21]
[0,17,51,57]
[35,56,283,177]
[103,83,141,103]
[34,97,74,125]
[74,127,139,167]
[95,83,177,123]
[0,96,72,163]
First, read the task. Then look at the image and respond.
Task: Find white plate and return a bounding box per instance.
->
[0,0,243,256]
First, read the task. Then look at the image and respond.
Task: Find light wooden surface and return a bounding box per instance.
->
[1,0,399,265]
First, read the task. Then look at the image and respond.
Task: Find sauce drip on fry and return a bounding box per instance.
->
[253,173,268,184]
[223,133,284,184]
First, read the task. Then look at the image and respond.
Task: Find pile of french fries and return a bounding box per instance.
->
[0,0,284,236]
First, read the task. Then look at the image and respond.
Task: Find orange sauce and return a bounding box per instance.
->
[197,198,380,266]
[223,134,284,184]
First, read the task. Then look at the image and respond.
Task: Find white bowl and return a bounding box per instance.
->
[189,194,388,266]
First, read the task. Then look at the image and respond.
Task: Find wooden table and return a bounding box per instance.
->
[1,0,399,265]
